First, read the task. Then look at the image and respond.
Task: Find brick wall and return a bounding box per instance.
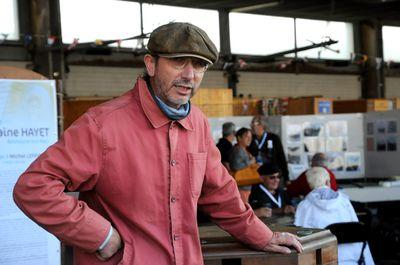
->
[64,66,361,99]
[64,66,139,97]
[386,77,400,98]
[3,62,394,100]
[64,66,228,97]
[236,72,361,99]
[199,70,227,88]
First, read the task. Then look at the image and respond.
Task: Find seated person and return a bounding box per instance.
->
[287,153,337,198]
[294,167,375,265]
[216,122,236,170]
[229,127,255,172]
[249,163,295,218]
[229,127,256,203]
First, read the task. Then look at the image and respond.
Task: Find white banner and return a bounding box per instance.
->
[0,79,60,265]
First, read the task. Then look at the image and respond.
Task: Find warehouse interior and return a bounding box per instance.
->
[1,0,400,264]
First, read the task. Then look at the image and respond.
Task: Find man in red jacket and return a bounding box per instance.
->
[14,22,301,265]
[287,153,338,198]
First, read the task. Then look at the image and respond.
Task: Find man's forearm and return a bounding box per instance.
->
[13,172,111,251]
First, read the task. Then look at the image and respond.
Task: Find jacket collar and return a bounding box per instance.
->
[137,77,194,131]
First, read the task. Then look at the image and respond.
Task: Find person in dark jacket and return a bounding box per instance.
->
[249,163,295,218]
[216,122,236,170]
[248,115,289,183]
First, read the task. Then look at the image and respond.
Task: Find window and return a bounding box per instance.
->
[229,13,295,55]
[295,19,354,60]
[0,0,19,40]
[60,0,141,48]
[382,26,400,62]
[142,4,220,50]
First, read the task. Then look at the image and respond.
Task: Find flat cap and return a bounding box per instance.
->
[147,22,218,64]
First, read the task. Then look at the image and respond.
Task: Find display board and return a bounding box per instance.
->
[0,79,60,265]
[364,110,400,178]
[267,114,365,180]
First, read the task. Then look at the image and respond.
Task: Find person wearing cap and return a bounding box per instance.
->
[216,122,236,170]
[249,163,295,218]
[13,22,301,265]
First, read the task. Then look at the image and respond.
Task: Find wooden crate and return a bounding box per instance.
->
[367,99,392,112]
[63,97,112,130]
[287,97,333,115]
[196,104,233,117]
[191,88,233,105]
[233,98,262,116]
[333,99,367,113]
[333,99,392,114]
[192,88,234,117]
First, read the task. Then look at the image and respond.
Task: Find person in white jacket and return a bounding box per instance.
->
[294,167,375,265]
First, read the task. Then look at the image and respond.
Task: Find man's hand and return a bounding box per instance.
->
[263,231,303,254]
[283,205,296,214]
[96,228,122,261]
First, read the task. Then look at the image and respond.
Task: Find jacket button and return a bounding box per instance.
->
[171,160,177,166]
[171,197,177,203]
[173,234,179,241]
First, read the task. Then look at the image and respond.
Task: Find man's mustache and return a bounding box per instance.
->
[173,80,194,89]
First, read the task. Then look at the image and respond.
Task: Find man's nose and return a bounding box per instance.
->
[180,61,195,80]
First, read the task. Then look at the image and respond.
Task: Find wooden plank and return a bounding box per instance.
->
[298,251,317,265]
[244,254,299,265]
[0,66,46,80]
[204,260,222,265]
[321,244,338,265]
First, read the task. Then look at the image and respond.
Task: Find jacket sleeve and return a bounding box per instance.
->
[198,122,273,250]
[13,113,111,252]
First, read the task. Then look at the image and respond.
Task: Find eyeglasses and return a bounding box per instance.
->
[164,57,210,73]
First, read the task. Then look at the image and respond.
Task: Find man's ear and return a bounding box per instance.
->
[144,54,156,76]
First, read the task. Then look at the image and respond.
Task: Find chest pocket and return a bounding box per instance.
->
[187,152,207,199]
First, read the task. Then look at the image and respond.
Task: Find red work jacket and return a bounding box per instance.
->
[14,77,273,265]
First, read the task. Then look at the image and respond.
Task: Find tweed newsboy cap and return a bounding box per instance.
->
[147,22,218,64]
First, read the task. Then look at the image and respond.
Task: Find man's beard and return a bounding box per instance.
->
[154,76,195,108]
